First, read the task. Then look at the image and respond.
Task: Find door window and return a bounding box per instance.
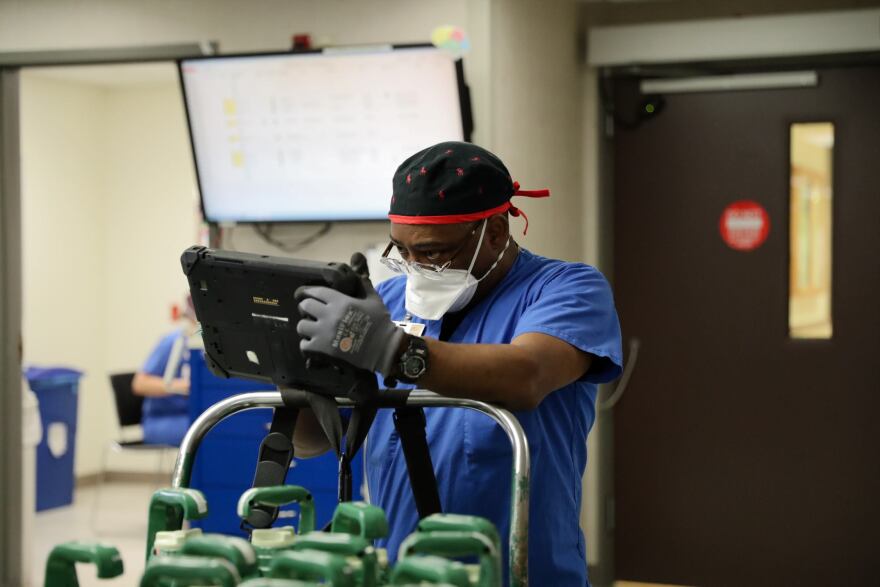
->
[789,122,833,339]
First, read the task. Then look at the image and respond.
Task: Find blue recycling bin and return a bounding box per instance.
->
[24,366,83,511]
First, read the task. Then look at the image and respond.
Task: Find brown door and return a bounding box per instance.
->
[611,66,880,586]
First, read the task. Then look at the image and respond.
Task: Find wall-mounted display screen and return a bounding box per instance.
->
[179,45,469,223]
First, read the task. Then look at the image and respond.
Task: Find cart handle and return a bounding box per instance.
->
[172,390,530,587]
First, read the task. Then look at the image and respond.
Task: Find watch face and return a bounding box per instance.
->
[404,356,426,378]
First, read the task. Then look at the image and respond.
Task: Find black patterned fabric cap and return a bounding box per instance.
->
[388,141,549,233]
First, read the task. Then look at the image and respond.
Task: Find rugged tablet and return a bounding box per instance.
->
[180,245,369,398]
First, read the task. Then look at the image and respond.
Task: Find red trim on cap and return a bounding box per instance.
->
[509,205,530,235]
[388,180,549,234]
[389,202,512,225]
[512,181,551,198]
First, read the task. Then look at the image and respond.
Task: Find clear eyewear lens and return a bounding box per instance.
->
[381,256,453,279]
[410,261,452,279]
[379,256,406,274]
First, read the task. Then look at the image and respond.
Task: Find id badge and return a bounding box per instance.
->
[393,320,425,337]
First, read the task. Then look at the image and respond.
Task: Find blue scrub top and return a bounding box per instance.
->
[140,330,190,445]
[367,247,622,586]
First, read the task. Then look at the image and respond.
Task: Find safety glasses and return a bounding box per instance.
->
[379,222,481,279]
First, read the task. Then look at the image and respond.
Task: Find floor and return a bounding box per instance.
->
[32,480,155,587]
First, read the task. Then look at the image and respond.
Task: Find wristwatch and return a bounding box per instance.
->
[397,335,429,383]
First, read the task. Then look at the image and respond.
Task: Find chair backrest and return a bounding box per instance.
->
[109,372,143,427]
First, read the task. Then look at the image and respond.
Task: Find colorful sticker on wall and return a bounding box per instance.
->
[431,25,471,58]
[719,200,770,251]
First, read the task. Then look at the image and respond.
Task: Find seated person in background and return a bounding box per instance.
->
[132,298,196,446]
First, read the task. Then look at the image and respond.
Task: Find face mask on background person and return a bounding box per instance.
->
[404,219,511,320]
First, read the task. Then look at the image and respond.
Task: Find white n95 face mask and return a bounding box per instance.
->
[404,220,511,321]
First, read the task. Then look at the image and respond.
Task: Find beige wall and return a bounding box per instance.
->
[102,80,201,373]
[20,75,111,477]
[21,69,201,475]
[487,0,585,262]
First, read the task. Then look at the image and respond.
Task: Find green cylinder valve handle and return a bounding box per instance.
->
[390,555,471,586]
[180,534,260,580]
[43,541,123,587]
[238,485,316,534]
[399,531,501,587]
[331,501,389,540]
[140,555,239,587]
[291,532,379,587]
[417,514,500,553]
[239,578,321,587]
[268,549,356,587]
[145,487,209,561]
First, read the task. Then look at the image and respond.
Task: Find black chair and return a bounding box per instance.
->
[91,372,178,531]
[110,372,143,429]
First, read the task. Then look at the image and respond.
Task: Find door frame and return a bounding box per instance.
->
[0,42,213,587]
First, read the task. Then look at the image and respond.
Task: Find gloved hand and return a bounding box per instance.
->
[295,269,404,378]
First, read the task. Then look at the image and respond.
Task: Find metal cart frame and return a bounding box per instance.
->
[171,389,531,587]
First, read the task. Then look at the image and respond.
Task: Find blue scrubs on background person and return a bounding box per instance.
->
[367,247,623,586]
[140,330,190,445]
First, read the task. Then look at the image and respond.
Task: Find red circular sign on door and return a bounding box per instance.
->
[719,200,770,251]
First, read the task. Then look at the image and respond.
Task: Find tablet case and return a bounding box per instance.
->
[180,245,368,397]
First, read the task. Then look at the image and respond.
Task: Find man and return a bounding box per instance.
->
[295,141,622,585]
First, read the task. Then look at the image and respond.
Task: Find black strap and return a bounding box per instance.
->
[243,406,299,531]
[342,404,377,499]
[303,385,442,519]
[393,405,442,518]
[284,385,442,520]
[246,384,441,530]
[305,376,379,505]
